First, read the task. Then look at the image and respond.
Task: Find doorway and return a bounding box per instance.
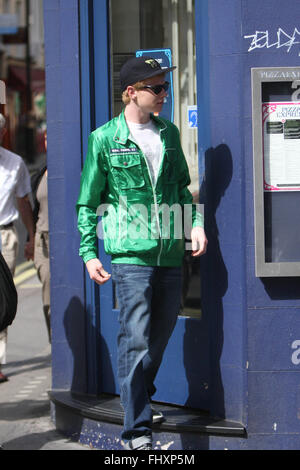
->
[85,0,210,410]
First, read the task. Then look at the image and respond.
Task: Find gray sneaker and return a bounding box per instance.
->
[137,443,152,450]
[123,438,152,450]
[151,407,164,424]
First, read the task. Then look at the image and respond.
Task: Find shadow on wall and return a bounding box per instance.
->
[63,297,87,394]
[183,144,233,422]
[62,296,115,443]
[262,276,300,300]
[63,295,115,394]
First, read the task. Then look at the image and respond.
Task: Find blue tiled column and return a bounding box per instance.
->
[44,0,87,393]
[203,0,247,423]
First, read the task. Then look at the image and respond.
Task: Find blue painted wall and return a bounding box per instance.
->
[241,0,300,441]
[44,0,87,394]
[201,0,247,424]
[205,0,300,444]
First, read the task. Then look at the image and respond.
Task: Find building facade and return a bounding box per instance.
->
[44,0,300,450]
[0,0,45,162]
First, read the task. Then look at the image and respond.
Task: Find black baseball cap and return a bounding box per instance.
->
[120,56,176,92]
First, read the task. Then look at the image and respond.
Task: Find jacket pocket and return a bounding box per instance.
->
[163,148,179,184]
[110,154,145,189]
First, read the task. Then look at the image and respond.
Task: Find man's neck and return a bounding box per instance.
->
[124,103,151,124]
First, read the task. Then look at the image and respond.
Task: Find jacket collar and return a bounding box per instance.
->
[113,109,167,145]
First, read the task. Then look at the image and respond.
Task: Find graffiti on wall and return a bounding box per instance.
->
[244,28,300,55]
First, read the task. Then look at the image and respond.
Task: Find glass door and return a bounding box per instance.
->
[110,0,201,317]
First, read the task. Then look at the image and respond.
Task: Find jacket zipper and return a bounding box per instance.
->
[129,138,164,266]
[142,151,163,266]
[126,117,167,266]
[154,130,165,266]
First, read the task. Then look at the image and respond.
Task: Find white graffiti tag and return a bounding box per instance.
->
[244,28,300,55]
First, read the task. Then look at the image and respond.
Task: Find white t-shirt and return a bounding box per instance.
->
[127,119,163,186]
[0,146,31,226]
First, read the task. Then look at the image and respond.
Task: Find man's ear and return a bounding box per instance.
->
[127,85,137,100]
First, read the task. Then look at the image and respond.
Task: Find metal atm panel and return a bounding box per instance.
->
[252,67,300,277]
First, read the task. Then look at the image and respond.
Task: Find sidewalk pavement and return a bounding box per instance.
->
[0,261,91,451]
[0,343,91,451]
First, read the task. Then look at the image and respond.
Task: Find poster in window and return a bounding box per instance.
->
[262,102,300,191]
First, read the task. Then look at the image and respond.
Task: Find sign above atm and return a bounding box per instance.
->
[260,70,300,79]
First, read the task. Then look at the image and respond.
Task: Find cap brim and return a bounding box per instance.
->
[161,66,177,73]
[140,66,177,82]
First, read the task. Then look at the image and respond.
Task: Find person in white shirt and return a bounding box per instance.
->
[0,113,35,383]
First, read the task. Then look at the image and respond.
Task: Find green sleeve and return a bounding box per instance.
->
[76,132,107,263]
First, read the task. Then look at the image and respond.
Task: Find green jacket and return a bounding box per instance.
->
[76,110,203,267]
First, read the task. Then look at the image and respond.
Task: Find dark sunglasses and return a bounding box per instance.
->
[140,81,169,95]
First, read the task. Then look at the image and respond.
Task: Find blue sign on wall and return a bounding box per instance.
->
[136,48,174,123]
[188,105,198,128]
[0,14,18,34]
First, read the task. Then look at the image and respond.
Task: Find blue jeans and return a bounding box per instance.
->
[111,264,182,447]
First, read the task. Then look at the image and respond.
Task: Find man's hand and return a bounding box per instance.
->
[17,195,35,260]
[24,238,34,260]
[191,226,208,257]
[86,258,111,285]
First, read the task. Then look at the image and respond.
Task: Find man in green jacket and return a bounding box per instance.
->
[77,56,207,450]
